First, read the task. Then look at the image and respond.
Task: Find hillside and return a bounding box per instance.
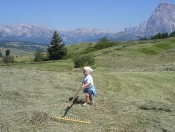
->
[66,37,175,72]
[0,37,175,131]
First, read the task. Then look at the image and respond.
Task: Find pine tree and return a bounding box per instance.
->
[6,49,10,56]
[0,49,3,58]
[47,31,67,60]
[169,31,175,37]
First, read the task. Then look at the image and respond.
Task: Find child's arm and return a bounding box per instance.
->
[82,83,91,89]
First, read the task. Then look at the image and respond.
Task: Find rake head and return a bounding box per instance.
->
[51,116,91,124]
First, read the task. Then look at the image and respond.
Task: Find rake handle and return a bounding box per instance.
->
[63,86,82,117]
[70,86,82,105]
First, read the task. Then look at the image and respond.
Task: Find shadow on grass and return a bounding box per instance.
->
[68,96,84,104]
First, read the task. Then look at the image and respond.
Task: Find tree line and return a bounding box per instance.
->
[140,31,175,41]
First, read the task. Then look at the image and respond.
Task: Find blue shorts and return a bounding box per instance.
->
[83,88,93,96]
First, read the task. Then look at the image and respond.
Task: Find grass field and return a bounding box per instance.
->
[0,37,175,132]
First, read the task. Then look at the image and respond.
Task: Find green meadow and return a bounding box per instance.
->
[0,37,175,132]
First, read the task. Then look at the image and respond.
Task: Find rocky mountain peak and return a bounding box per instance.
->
[123,2,175,37]
[157,2,174,9]
[145,2,175,35]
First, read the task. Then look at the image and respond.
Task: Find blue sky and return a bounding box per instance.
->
[0,0,175,32]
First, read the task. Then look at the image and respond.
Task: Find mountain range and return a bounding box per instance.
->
[0,2,175,45]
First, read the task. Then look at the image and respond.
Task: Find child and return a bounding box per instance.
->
[82,66,96,106]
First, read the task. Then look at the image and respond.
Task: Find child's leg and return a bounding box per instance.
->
[83,93,89,106]
[89,95,92,102]
[88,90,93,103]
[89,95,95,105]
[85,93,89,103]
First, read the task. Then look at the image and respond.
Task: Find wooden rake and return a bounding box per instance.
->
[51,87,91,124]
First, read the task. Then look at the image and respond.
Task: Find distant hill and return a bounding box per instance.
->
[0,3,175,45]
[0,41,47,57]
[0,41,46,52]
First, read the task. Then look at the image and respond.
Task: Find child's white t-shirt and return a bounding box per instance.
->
[82,75,94,88]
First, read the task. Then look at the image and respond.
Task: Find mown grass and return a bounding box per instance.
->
[0,67,175,132]
[1,59,74,72]
[1,37,175,131]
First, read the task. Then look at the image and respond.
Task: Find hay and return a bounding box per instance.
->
[139,101,174,112]
[29,111,49,125]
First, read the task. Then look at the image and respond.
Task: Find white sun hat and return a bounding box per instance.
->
[83,66,93,73]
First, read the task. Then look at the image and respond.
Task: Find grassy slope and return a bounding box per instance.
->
[1,37,175,132]
[94,38,175,72]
